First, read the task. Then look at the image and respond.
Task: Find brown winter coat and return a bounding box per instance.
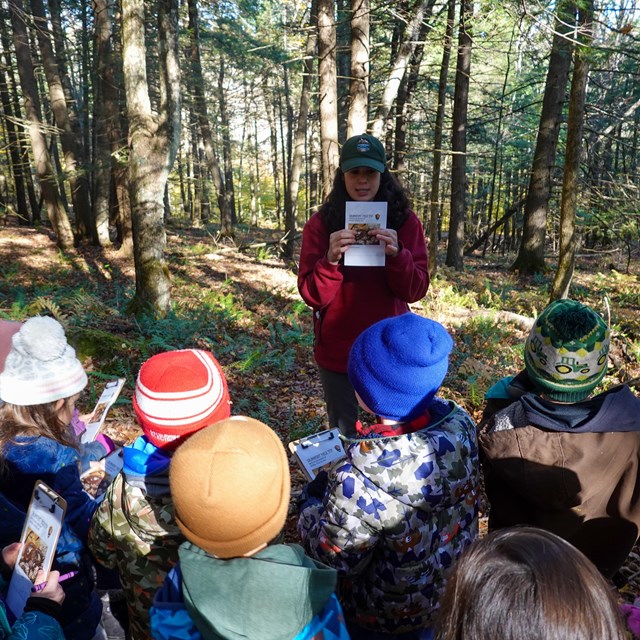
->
[479,386,640,578]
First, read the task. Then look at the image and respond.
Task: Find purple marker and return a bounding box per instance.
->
[31,570,79,592]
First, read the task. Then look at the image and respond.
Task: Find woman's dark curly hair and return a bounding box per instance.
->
[319,168,412,234]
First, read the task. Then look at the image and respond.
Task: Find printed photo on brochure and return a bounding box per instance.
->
[80,448,124,498]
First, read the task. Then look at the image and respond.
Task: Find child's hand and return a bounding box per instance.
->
[96,433,117,456]
[1,542,22,571]
[32,570,65,605]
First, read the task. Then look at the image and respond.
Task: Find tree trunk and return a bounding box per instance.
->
[92,0,113,246]
[393,20,428,173]
[317,0,339,197]
[551,0,594,301]
[30,0,94,241]
[186,0,233,237]
[265,91,281,226]
[370,0,437,139]
[93,0,133,254]
[217,57,237,226]
[9,0,73,249]
[428,0,455,277]
[122,0,181,316]
[445,0,473,270]
[347,0,369,137]
[0,20,31,224]
[284,0,317,259]
[511,0,576,275]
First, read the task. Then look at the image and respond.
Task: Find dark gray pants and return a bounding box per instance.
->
[318,367,359,437]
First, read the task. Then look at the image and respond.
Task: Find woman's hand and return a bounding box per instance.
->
[327,230,356,264]
[370,228,400,257]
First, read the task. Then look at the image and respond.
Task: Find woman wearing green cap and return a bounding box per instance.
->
[298,133,429,436]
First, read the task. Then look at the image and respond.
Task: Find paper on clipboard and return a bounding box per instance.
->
[288,428,347,480]
[80,378,125,444]
[80,448,124,498]
[6,481,66,618]
[344,201,388,267]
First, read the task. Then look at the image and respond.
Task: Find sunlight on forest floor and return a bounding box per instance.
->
[2,221,640,600]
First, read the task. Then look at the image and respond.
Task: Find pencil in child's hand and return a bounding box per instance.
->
[31,570,79,592]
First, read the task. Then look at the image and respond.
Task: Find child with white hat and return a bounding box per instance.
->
[150,416,350,640]
[0,315,103,640]
[89,348,232,640]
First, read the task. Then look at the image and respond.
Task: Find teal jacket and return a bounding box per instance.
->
[150,541,350,640]
[0,577,64,640]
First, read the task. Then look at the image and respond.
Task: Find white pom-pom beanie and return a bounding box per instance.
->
[0,316,88,406]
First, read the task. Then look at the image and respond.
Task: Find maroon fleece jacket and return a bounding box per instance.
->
[298,210,429,373]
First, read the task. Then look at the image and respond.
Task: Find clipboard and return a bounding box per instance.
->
[288,428,347,480]
[6,481,66,618]
[80,378,125,444]
[80,448,124,498]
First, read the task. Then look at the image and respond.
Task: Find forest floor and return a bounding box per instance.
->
[2,220,640,606]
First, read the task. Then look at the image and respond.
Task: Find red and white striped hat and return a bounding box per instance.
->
[133,349,231,449]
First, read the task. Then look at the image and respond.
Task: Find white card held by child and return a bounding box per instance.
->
[289,428,347,480]
[80,378,125,444]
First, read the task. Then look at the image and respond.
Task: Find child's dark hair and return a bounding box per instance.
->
[319,168,411,234]
[435,526,627,640]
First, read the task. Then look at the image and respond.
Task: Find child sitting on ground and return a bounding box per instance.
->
[89,349,232,640]
[150,416,350,640]
[298,312,479,640]
[479,299,640,579]
[0,316,103,640]
[434,526,627,639]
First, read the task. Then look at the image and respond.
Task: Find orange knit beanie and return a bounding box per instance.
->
[170,416,290,558]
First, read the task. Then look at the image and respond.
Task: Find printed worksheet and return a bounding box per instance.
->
[6,482,66,618]
[80,378,125,443]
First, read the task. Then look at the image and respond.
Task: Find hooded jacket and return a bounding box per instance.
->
[298,399,478,634]
[479,381,640,578]
[89,435,184,640]
[150,542,350,640]
[0,593,64,640]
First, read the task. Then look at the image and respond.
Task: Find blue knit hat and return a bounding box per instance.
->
[348,313,453,422]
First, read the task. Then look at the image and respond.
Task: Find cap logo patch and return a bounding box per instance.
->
[356,139,371,153]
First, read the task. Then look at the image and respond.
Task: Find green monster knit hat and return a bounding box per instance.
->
[524,300,610,402]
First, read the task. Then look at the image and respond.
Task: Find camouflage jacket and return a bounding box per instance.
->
[298,399,479,635]
[88,437,184,640]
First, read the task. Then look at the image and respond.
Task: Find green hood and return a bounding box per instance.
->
[179,542,337,640]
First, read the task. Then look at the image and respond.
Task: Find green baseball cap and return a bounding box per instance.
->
[340,134,386,173]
